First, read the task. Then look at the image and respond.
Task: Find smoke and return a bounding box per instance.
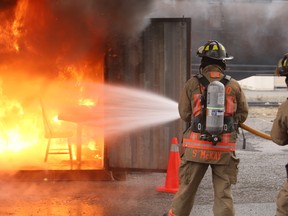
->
[35,0,155,62]
[0,0,155,77]
[1,0,288,70]
[147,0,288,65]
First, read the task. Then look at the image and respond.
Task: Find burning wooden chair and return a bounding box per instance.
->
[40,100,74,170]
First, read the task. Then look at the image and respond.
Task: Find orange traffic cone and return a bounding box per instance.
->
[156,137,180,193]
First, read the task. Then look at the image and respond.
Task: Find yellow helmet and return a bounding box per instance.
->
[196,40,233,61]
[275,53,288,76]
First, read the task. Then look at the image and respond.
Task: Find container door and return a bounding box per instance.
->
[105,18,191,171]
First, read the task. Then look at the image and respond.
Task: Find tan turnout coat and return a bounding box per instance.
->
[179,65,248,164]
[271,99,288,216]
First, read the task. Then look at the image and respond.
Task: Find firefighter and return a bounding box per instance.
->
[163,40,248,216]
[270,53,288,216]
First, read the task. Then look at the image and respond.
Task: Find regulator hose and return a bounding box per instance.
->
[239,122,272,140]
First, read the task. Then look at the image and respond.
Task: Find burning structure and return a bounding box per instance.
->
[0,0,188,178]
[0,0,109,172]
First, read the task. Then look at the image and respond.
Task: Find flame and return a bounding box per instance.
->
[0,0,106,170]
[0,82,42,153]
[78,99,96,107]
[12,0,29,52]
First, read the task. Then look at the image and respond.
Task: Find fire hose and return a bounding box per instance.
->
[239,122,272,140]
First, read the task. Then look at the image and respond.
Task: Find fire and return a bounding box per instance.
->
[0,86,42,153]
[12,0,29,52]
[78,98,96,107]
[0,0,105,170]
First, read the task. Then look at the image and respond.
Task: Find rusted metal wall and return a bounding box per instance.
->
[105,18,191,171]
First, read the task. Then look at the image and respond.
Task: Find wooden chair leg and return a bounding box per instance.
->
[68,138,73,170]
[44,137,73,169]
[44,139,51,162]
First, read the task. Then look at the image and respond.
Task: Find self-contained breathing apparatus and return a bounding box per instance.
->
[286,163,288,179]
[191,74,236,145]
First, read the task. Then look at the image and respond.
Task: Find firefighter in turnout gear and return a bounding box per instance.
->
[271,53,288,216]
[164,40,248,216]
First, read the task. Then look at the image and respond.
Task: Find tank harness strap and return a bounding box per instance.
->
[220,75,231,85]
[195,74,210,88]
[193,74,210,133]
[220,75,233,133]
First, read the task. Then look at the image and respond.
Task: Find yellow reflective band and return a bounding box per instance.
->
[204,45,209,51]
[212,44,218,50]
[284,59,287,67]
[182,139,236,152]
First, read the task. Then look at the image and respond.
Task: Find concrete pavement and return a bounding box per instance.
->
[192,203,277,216]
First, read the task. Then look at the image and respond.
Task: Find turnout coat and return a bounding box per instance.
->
[179,65,248,164]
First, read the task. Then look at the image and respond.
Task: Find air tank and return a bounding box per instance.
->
[205,80,225,135]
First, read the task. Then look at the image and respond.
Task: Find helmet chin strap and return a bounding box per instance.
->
[221,59,226,70]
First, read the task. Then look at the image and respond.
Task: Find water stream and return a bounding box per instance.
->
[74,83,180,136]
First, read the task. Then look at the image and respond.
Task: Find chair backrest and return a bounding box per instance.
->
[40,100,53,137]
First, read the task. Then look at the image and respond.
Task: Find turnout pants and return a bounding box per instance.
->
[276,181,288,216]
[170,159,237,216]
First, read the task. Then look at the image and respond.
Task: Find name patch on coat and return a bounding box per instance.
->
[192,149,222,161]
